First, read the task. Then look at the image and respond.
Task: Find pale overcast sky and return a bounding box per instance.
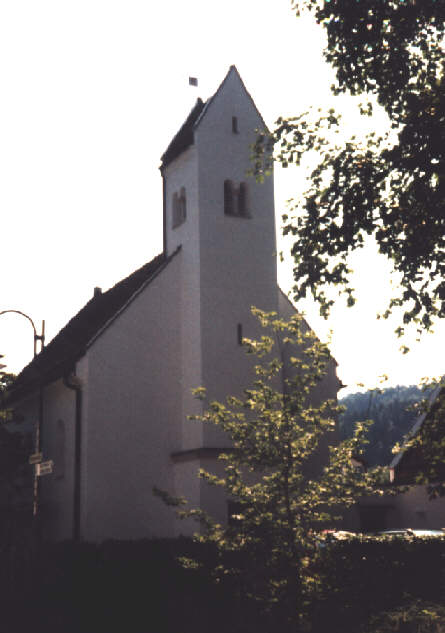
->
[1,0,444,394]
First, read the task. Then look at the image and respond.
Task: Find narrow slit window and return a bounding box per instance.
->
[179,187,186,222]
[237,323,243,346]
[224,180,235,216]
[232,116,238,134]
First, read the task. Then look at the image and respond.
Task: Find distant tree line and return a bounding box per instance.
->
[339,385,429,467]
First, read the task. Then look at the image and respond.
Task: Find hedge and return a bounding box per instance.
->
[0,535,444,633]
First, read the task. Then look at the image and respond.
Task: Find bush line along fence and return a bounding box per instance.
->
[1,536,444,633]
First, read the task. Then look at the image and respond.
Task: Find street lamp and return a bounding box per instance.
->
[0,309,46,521]
[0,310,45,358]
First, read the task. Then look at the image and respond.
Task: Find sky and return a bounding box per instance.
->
[1,0,444,395]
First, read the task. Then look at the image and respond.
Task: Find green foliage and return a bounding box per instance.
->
[0,425,30,484]
[1,535,444,632]
[0,372,15,422]
[340,385,427,466]
[396,383,445,498]
[310,535,445,632]
[341,382,445,498]
[0,372,28,483]
[255,1,445,332]
[156,310,389,631]
[363,600,445,633]
[0,372,32,540]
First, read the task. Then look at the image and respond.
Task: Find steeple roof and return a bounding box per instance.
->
[160,98,206,169]
[160,66,268,170]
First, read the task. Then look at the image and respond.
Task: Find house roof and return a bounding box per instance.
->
[7,250,177,403]
[390,382,444,483]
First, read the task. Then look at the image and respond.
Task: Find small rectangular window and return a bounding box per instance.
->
[232,116,238,134]
[172,188,186,228]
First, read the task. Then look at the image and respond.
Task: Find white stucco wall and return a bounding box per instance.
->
[17,378,77,541]
[278,290,341,407]
[164,146,204,452]
[196,68,279,447]
[390,485,445,529]
[82,255,184,541]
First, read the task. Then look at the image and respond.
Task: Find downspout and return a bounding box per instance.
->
[63,372,83,542]
[161,168,167,256]
[33,382,44,523]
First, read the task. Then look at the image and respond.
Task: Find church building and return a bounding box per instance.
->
[7,66,340,542]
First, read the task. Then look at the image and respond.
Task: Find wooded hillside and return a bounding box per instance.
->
[339,386,428,467]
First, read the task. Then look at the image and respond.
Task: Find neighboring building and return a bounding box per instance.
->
[7,66,340,542]
[388,383,445,529]
[345,384,445,533]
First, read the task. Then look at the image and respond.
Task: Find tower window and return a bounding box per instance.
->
[237,323,243,346]
[224,180,235,216]
[224,180,249,218]
[172,187,186,228]
[232,116,239,134]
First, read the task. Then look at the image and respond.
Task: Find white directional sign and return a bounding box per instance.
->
[36,460,53,476]
[29,452,43,465]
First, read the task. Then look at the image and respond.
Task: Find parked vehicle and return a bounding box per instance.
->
[377,528,445,538]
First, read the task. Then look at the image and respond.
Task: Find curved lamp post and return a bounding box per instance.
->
[0,310,45,520]
[0,310,45,358]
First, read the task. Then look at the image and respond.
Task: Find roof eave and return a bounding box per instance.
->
[5,351,85,405]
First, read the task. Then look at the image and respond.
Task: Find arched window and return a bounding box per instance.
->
[225,180,250,218]
[172,188,186,228]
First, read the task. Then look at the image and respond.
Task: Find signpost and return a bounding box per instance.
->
[36,460,53,477]
[29,452,43,465]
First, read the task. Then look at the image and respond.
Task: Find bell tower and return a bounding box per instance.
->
[160,67,278,453]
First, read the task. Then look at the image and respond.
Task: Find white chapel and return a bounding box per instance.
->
[8,66,340,542]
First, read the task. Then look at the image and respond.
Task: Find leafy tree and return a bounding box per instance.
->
[0,371,15,422]
[0,372,32,539]
[393,380,445,498]
[362,599,445,633]
[156,311,389,632]
[254,1,445,333]
[0,373,29,475]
